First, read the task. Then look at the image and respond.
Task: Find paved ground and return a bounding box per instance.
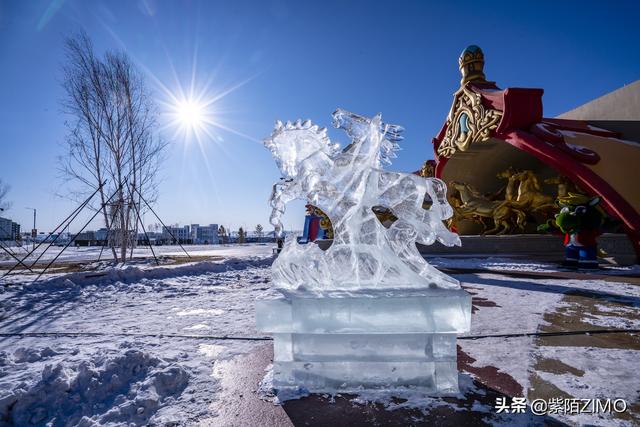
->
[203,267,640,427]
[206,344,576,426]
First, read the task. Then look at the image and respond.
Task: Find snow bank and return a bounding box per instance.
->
[0,347,189,426]
[0,243,273,267]
[4,255,272,289]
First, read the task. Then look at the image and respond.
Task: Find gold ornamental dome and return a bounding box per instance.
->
[459,45,487,85]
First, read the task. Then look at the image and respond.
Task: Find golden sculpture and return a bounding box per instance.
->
[495,166,520,201]
[510,170,556,213]
[447,168,581,235]
[459,45,491,85]
[449,181,526,234]
[418,160,436,178]
[438,46,502,158]
[437,86,503,158]
[447,191,491,231]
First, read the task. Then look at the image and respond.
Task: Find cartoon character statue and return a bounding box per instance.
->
[538,193,606,269]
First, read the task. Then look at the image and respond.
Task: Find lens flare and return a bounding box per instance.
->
[175,99,205,130]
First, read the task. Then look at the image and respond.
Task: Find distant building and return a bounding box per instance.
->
[52,232,71,245]
[74,230,97,246]
[95,228,109,242]
[191,223,219,244]
[190,224,199,243]
[137,231,163,245]
[0,217,20,241]
[41,222,223,247]
[162,225,191,244]
[11,221,20,241]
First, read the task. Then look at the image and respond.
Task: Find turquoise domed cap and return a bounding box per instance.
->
[458,45,486,84]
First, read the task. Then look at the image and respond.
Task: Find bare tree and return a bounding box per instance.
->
[60,32,166,262]
[0,179,10,212]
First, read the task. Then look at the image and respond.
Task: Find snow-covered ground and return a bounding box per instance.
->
[0,243,272,267]
[0,244,638,426]
[428,255,640,276]
[1,245,275,425]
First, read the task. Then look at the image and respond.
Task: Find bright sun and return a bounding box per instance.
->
[159,74,258,146]
[176,99,205,129]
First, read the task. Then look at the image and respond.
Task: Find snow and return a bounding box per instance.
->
[454,271,639,410]
[0,245,638,425]
[532,346,639,427]
[429,256,640,276]
[429,256,559,272]
[557,301,640,330]
[0,245,275,425]
[0,243,273,267]
[0,347,189,426]
[175,308,225,317]
[198,344,225,359]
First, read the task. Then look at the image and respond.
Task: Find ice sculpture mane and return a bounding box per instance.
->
[265,109,461,291]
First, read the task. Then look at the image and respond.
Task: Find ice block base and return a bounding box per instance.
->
[256,289,471,394]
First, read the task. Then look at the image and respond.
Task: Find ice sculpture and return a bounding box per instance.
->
[265,109,461,291]
[257,109,471,395]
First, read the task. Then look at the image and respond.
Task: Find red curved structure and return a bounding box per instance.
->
[432,83,640,261]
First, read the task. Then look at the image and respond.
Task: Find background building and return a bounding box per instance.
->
[0,217,20,241]
[162,225,191,244]
[191,224,219,244]
[74,230,97,246]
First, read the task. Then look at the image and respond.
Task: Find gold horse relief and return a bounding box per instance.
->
[449,181,526,234]
[447,169,582,235]
[306,168,583,237]
[510,170,556,213]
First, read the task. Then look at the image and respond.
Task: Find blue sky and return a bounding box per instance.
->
[0,0,639,234]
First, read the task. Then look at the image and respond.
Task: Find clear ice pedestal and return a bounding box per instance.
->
[256,288,472,394]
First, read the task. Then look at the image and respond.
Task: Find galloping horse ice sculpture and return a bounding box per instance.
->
[265,109,461,291]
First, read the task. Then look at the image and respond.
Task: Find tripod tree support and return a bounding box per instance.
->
[0,241,33,272]
[32,183,121,283]
[26,182,105,270]
[131,185,191,259]
[2,182,105,279]
[126,183,159,266]
[97,200,122,263]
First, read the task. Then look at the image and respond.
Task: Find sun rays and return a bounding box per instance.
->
[92,6,264,211]
[175,99,205,130]
[155,69,261,150]
[164,93,211,142]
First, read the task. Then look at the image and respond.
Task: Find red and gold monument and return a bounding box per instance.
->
[425,45,640,262]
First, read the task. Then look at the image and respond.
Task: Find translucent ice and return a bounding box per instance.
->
[255,290,472,334]
[256,291,470,393]
[264,109,461,291]
[272,360,458,392]
[275,333,458,362]
[260,110,470,396]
